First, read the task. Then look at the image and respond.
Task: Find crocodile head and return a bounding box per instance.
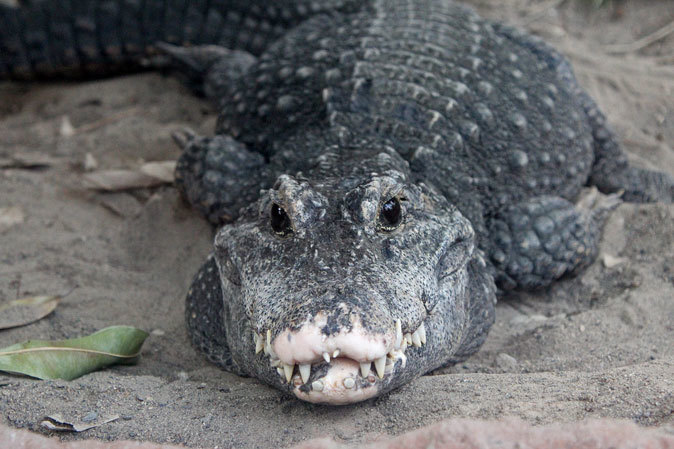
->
[212,146,494,404]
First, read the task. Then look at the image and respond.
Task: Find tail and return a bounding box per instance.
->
[0,0,356,80]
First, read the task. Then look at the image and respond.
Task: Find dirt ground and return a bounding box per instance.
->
[1,1,673,448]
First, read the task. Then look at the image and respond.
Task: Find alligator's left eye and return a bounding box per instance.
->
[378,197,402,232]
[271,203,293,237]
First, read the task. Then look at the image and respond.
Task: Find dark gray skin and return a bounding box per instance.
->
[3,0,672,404]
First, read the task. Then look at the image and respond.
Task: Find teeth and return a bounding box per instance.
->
[255,333,264,354]
[395,319,403,349]
[374,356,386,379]
[264,321,427,387]
[418,323,426,345]
[411,330,422,347]
[299,364,311,384]
[283,363,294,383]
[359,362,371,378]
[264,329,277,358]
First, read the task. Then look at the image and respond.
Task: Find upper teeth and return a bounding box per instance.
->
[254,321,426,387]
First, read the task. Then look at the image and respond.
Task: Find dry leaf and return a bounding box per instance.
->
[41,414,119,432]
[83,161,176,191]
[0,152,56,169]
[0,295,60,330]
[139,161,176,182]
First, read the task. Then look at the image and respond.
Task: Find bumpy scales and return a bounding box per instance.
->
[3,0,672,404]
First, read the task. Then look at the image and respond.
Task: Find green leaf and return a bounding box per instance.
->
[0,326,149,380]
[0,295,61,330]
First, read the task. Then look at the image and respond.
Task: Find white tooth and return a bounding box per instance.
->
[398,352,407,367]
[312,380,324,392]
[343,377,355,389]
[299,364,311,384]
[265,329,277,358]
[412,330,422,347]
[359,362,371,378]
[332,349,340,358]
[255,334,264,354]
[283,363,294,383]
[265,342,277,359]
[404,333,412,345]
[401,339,408,351]
[374,356,386,379]
[395,319,403,349]
[323,352,331,364]
[270,359,281,367]
[418,323,426,345]
[276,367,284,377]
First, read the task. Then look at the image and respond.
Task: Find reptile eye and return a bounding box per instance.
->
[270,203,292,236]
[379,197,402,231]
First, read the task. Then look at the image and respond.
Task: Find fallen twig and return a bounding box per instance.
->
[605,20,674,54]
[60,106,139,137]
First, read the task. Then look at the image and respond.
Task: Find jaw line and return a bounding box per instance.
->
[251,312,429,403]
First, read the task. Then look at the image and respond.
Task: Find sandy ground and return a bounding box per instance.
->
[0,0,673,448]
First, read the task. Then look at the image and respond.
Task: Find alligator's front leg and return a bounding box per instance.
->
[174,131,271,225]
[485,192,621,291]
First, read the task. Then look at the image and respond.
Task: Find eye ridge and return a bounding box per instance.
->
[270,203,293,236]
[378,197,403,232]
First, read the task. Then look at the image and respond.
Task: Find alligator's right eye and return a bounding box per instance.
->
[378,197,402,232]
[270,203,293,236]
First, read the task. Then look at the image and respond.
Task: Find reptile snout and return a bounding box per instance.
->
[251,300,427,404]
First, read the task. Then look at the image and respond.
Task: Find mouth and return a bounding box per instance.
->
[251,317,427,404]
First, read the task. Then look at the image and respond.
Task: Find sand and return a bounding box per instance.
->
[0,1,673,448]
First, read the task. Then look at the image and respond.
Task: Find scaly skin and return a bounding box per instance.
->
[3,0,672,404]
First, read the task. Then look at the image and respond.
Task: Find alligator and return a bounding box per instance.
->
[2,0,672,405]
